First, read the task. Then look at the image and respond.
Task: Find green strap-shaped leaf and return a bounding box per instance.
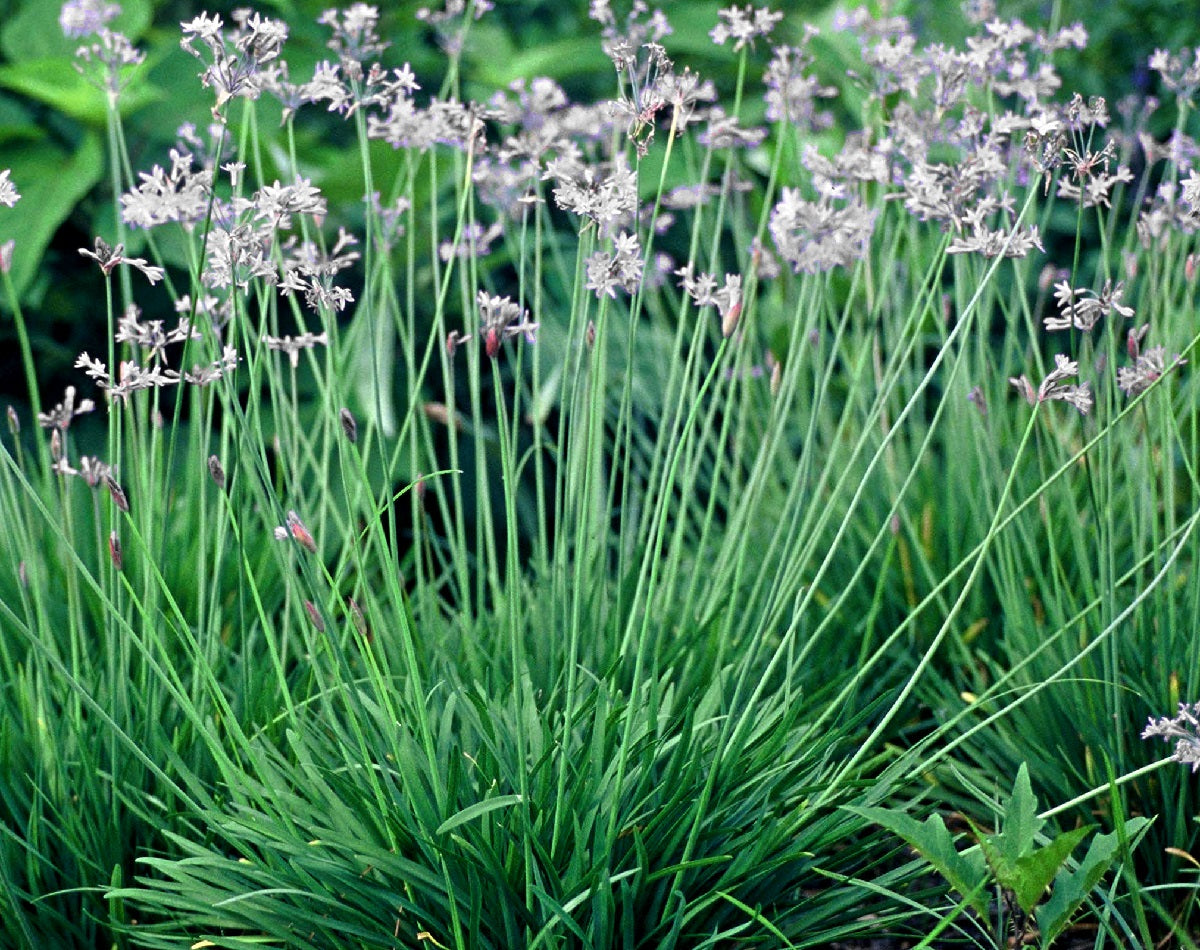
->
[436,793,523,835]
[1006,825,1092,915]
[847,805,989,916]
[993,763,1044,865]
[1039,817,1151,945]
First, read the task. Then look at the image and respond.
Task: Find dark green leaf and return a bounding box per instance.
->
[0,132,104,300]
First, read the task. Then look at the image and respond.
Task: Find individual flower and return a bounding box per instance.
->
[545,157,638,231]
[38,386,96,430]
[1009,353,1092,414]
[1149,47,1200,108]
[79,237,165,284]
[710,4,783,51]
[1045,279,1135,332]
[763,37,837,129]
[769,186,876,274]
[183,346,240,385]
[585,231,644,299]
[0,169,19,207]
[675,264,742,333]
[447,292,538,358]
[1117,345,1185,397]
[318,3,388,65]
[115,305,201,364]
[180,11,288,116]
[278,228,358,312]
[76,352,181,402]
[74,28,144,97]
[59,0,120,38]
[263,331,328,369]
[121,148,213,231]
[1142,702,1200,771]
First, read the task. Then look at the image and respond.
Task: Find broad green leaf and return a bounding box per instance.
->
[993,763,1043,864]
[0,132,104,301]
[436,793,523,835]
[847,806,989,916]
[1007,826,1092,915]
[1039,817,1151,945]
[0,93,43,145]
[0,0,153,63]
[472,35,609,87]
[0,57,161,124]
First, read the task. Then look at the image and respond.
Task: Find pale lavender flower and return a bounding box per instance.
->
[439,221,503,261]
[546,157,638,231]
[469,292,538,358]
[202,224,277,291]
[675,264,742,326]
[76,352,181,402]
[181,11,288,115]
[417,0,495,56]
[263,332,328,369]
[1181,167,1200,216]
[1009,353,1092,414]
[75,28,144,97]
[1149,47,1200,107]
[769,186,876,274]
[1045,279,1135,333]
[278,228,359,313]
[1142,702,1200,771]
[115,305,201,363]
[121,148,213,230]
[710,5,783,51]
[0,169,18,208]
[947,221,1044,259]
[38,386,95,430]
[256,176,327,229]
[60,0,120,38]
[318,3,388,64]
[184,345,240,385]
[1117,345,1185,397]
[79,237,165,284]
[585,231,644,299]
[697,112,767,150]
[763,38,837,129]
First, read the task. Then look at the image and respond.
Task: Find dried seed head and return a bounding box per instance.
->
[766,352,782,397]
[109,531,123,571]
[105,474,130,512]
[349,597,371,642]
[423,402,462,430]
[721,298,742,338]
[339,407,357,443]
[303,599,325,633]
[208,454,226,489]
